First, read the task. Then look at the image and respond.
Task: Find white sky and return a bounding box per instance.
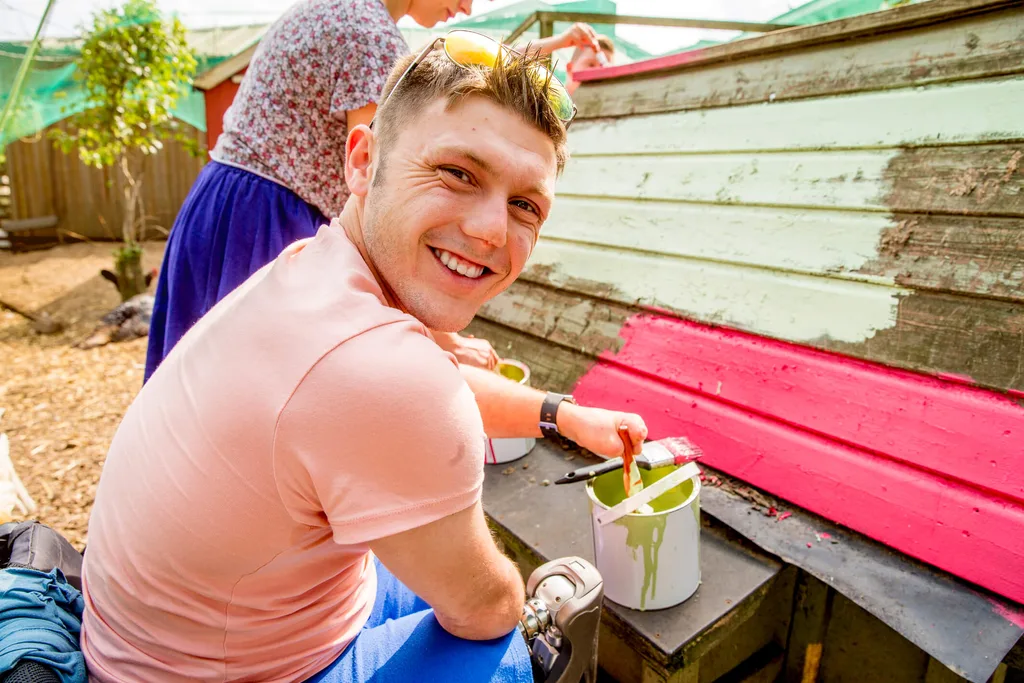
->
[1,0,806,54]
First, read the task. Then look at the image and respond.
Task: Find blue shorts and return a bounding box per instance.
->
[144,161,328,382]
[306,558,532,683]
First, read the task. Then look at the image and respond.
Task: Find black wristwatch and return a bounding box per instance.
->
[540,392,577,440]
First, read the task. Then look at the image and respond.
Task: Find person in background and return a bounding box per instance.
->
[565,33,615,95]
[145,0,608,381]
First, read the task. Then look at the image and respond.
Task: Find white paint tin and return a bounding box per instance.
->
[484,360,536,465]
[586,465,702,611]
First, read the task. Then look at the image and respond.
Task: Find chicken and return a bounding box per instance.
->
[75,267,158,350]
[76,293,155,349]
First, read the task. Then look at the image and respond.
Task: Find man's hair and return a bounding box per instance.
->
[373,46,570,176]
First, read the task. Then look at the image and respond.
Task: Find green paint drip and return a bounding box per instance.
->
[592,466,695,610]
[615,512,666,609]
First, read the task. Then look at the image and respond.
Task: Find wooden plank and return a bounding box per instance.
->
[545,197,894,281]
[826,290,1024,396]
[1,215,58,231]
[572,0,1019,86]
[524,238,909,351]
[885,146,1024,217]
[925,657,969,683]
[817,594,930,682]
[479,282,1024,502]
[574,7,1024,118]
[546,199,1024,302]
[558,145,1024,216]
[558,151,897,211]
[866,213,1024,302]
[783,574,833,683]
[567,77,1024,156]
[536,11,795,33]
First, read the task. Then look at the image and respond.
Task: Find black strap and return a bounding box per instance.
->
[540,393,573,440]
[0,661,60,683]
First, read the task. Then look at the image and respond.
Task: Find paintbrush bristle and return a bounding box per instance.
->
[659,436,704,461]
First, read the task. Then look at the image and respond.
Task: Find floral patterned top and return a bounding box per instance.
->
[211,0,409,218]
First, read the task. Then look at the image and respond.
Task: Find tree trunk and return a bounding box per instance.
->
[114,244,145,301]
[114,154,145,301]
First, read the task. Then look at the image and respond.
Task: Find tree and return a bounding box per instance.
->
[51,0,197,301]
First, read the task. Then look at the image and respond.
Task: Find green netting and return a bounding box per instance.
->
[0,1,236,152]
[0,42,212,149]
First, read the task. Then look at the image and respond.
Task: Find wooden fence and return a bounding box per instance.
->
[4,120,206,242]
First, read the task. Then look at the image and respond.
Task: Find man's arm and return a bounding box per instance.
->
[369,500,523,640]
[461,364,647,459]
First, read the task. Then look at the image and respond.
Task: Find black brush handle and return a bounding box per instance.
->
[554,457,624,485]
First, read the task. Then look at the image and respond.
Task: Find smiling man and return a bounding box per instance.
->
[79,35,647,683]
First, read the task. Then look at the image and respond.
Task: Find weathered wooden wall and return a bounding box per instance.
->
[5,120,206,241]
[469,0,1024,605]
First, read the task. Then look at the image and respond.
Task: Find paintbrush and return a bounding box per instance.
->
[619,426,644,498]
[554,435,703,485]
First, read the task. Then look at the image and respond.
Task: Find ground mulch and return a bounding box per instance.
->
[0,241,165,548]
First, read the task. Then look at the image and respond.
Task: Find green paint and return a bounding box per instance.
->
[592,466,696,610]
[498,362,526,383]
[615,510,666,609]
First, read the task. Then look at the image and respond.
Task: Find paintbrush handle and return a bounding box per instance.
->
[554,457,624,485]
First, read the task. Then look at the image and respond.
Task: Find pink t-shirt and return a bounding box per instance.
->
[80,221,485,682]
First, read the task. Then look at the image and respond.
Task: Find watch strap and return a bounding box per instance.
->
[540,392,575,440]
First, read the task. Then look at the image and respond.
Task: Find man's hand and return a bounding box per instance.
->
[433,331,500,370]
[557,404,648,459]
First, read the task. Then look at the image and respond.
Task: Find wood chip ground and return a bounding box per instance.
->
[0,241,165,549]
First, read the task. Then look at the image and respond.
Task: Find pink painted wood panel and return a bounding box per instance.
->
[603,315,1024,504]
[571,314,1024,604]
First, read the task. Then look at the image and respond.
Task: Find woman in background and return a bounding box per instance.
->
[146,0,603,381]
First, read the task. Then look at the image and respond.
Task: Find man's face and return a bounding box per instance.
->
[362,96,558,332]
[570,45,613,73]
[408,0,474,27]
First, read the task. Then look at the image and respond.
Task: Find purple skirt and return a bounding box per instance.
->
[144,161,328,382]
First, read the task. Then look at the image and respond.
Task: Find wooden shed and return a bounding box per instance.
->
[3,121,206,243]
[193,46,256,152]
[469,0,1024,611]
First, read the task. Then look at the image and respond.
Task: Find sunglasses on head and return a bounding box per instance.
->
[373,29,578,128]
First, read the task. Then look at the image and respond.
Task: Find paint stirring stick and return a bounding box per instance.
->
[619,425,644,498]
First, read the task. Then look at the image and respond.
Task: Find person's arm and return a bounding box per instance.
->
[369,500,523,640]
[522,22,604,59]
[461,364,647,458]
[274,323,523,641]
[433,330,500,370]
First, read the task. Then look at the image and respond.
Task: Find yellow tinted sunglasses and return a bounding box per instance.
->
[375,29,577,127]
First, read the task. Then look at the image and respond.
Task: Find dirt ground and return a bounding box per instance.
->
[0,241,166,549]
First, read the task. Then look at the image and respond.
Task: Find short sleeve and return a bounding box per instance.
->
[273,320,484,546]
[330,24,409,116]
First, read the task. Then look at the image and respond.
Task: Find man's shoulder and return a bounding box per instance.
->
[312,318,461,392]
